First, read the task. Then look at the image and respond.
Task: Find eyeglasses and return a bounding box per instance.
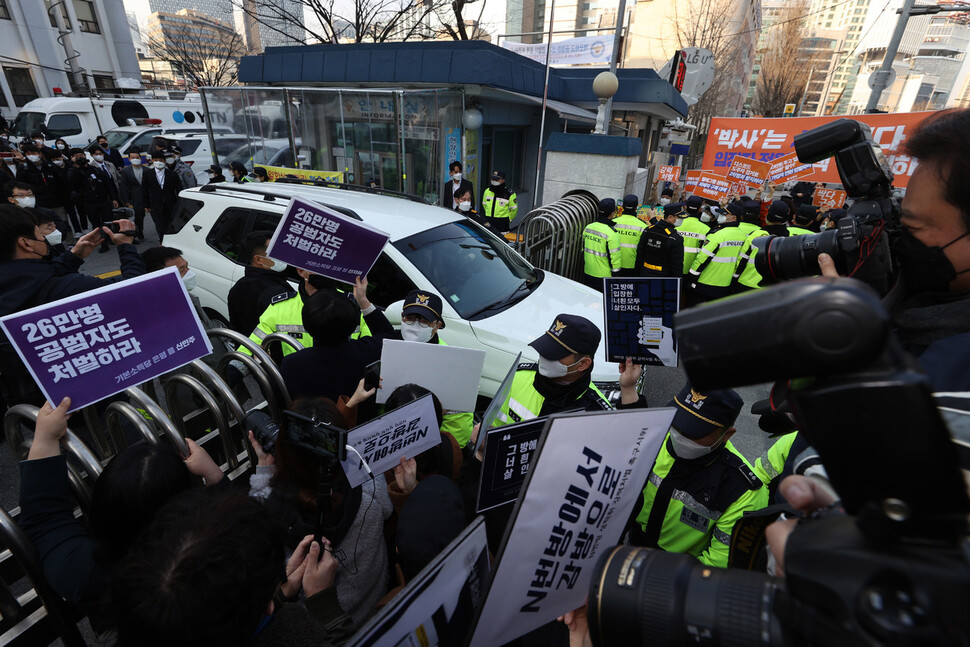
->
[402,314,434,328]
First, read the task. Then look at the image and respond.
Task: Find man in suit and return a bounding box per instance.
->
[88,144,121,195]
[95,133,124,169]
[119,150,148,242]
[67,147,118,253]
[442,160,474,211]
[142,149,182,244]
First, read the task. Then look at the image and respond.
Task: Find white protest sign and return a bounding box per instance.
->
[347,517,489,646]
[377,340,486,412]
[474,352,521,455]
[468,408,675,647]
[340,393,441,488]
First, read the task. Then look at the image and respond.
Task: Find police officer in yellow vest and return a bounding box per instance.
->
[388,289,475,447]
[733,200,790,292]
[789,204,819,235]
[676,195,711,275]
[613,194,649,276]
[481,170,518,232]
[495,314,646,427]
[582,199,622,291]
[686,202,748,306]
[629,382,768,568]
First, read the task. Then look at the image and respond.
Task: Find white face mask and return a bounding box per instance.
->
[56,143,66,150]
[490,179,500,187]
[92,154,104,163]
[14,196,35,208]
[165,157,176,165]
[181,269,197,292]
[537,355,583,379]
[659,197,670,206]
[33,139,44,147]
[452,172,462,181]
[207,173,215,178]
[400,319,435,343]
[673,218,684,227]
[458,201,472,212]
[264,257,286,273]
[153,161,166,170]
[700,212,712,223]
[669,427,724,460]
[45,229,62,246]
[716,215,728,224]
[26,154,41,163]
[53,159,64,167]
[130,158,142,165]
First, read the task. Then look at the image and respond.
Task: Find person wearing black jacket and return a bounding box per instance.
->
[228,231,292,335]
[0,205,144,407]
[789,181,816,207]
[66,148,118,253]
[280,277,394,403]
[95,133,124,169]
[442,161,474,210]
[19,145,70,229]
[142,150,182,243]
[118,150,148,242]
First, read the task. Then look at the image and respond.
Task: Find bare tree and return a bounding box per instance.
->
[751,1,812,117]
[147,19,248,87]
[434,0,489,40]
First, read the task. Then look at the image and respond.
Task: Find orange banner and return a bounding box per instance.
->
[658,165,681,183]
[813,188,848,210]
[702,112,936,188]
[684,170,702,191]
[694,173,731,202]
[726,156,771,188]
[768,152,816,183]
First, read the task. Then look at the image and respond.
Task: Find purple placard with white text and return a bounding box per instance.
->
[266,196,390,284]
[0,267,212,412]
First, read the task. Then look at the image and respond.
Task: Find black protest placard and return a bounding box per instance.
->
[476,417,546,513]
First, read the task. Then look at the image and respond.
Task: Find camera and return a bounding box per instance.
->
[283,410,347,462]
[587,279,970,646]
[244,408,280,455]
[753,119,900,296]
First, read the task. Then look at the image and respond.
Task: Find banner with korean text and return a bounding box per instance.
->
[702,112,935,188]
[261,164,344,183]
[693,172,731,202]
[468,408,675,646]
[657,166,681,183]
[0,268,212,412]
[813,188,848,210]
[726,156,770,188]
[267,196,389,285]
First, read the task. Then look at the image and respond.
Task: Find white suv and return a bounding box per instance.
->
[165,181,618,398]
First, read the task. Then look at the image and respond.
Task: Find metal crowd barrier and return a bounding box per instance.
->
[518,189,600,281]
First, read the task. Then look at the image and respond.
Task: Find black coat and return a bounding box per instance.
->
[227,266,293,335]
[790,182,816,206]
[442,177,475,210]
[20,160,68,208]
[99,146,124,169]
[66,163,118,204]
[142,167,182,218]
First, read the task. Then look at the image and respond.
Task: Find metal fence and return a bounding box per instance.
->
[518,189,600,282]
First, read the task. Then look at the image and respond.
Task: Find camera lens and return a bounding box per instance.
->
[243,409,279,455]
[587,546,783,647]
[752,231,841,285]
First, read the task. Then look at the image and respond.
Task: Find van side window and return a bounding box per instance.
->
[168,197,204,236]
[206,207,278,264]
[46,114,81,137]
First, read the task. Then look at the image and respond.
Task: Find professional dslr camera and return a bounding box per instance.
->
[586,279,970,646]
[753,119,900,296]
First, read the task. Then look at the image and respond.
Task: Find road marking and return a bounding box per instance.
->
[95,270,121,279]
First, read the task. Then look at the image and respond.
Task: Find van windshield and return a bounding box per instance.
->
[101,130,137,150]
[11,112,46,138]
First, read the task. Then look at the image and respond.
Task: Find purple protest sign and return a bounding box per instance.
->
[266,196,390,284]
[0,267,212,412]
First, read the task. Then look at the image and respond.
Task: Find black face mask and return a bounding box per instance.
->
[31,237,53,261]
[893,228,970,293]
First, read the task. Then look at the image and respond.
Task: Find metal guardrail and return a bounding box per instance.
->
[518,190,600,281]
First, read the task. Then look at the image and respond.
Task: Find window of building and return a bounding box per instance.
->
[3,67,38,106]
[92,74,114,90]
[47,0,100,33]
[0,0,10,20]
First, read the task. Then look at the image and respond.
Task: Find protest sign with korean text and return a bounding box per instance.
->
[261,164,343,184]
[468,408,675,647]
[266,196,389,284]
[0,268,211,413]
[693,173,731,202]
[768,151,817,183]
[347,518,489,647]
[603,277,679,367]
[683,170,702,191]
[340,393,441,488]
[813,188,848,210]
[702,112,933,188]
[477,417,546,513]
[377,340,485,412]
[726,155,771,188]
[657,166,682,183]
[474,352,521,455]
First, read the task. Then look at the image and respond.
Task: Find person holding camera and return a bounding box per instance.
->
[628,382,767,569]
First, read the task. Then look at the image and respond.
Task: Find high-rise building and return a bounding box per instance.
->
[504,0,606,45]
[149,0,304,51]
[149,0,234,26]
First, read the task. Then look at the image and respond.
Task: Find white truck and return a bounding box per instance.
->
[8,95,233,148]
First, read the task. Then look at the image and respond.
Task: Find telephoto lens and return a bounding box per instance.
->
[587,546,785,647]
[751,229,844,285]
[244,409,280,455]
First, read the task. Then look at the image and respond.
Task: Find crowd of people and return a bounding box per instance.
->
[1,107,969,646]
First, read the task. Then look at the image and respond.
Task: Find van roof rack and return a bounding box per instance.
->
[272,177,430,205]
[196,183,363,221]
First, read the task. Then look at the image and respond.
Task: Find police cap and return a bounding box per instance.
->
[402,289,445,328]
[229,161,247,173]
[598,198,616,217]
[529,314,601,361]
[725,202,745,217]
[663,202,686,217]
[623,194,639,210]
[490,170,506,181]
[766,200,790,223]
[794,204,818,225]
[670,381,743,439]
[686,195,703,215]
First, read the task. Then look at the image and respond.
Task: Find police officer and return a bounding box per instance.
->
[166,146,197,189]
[629,382,768,569]
[686,203,748,305]
[494,314,645,427]
[581,198,622,291]
[676,195,711,276]
[733,200,789,292]
[634,202,685,277]
[227,230,291,335]
[613,194,648,276]
[481,170,517,232]
[789,204,818,235]
[229,161,251,184]
[388,289,474,446]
